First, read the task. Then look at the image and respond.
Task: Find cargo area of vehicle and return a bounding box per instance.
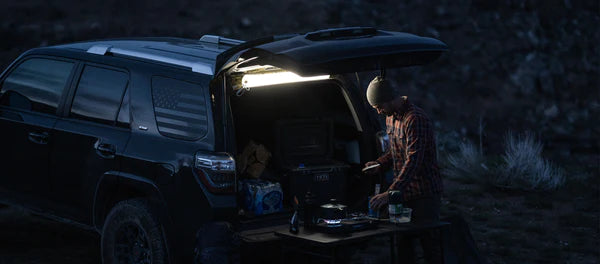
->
[230,80,370,225]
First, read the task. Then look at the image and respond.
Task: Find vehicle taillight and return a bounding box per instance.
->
[194,152,236,194]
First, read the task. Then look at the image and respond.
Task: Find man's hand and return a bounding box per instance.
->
[363,161,382,175]
[369,191,389,210]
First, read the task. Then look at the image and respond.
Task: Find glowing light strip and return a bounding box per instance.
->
[241,71,330,88]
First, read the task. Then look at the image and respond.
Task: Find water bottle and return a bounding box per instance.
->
[289,210,299,234]
[388,190,403,223]
[368,184,381,218]
[303,191,317,228]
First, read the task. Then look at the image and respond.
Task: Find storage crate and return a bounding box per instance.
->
[281,163,349,206]
[274,118,333,168]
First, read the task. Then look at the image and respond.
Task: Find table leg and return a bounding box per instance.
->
[440,225,446,264]
[390,234,396,264]
[331,246,336,264]
[280,243,285,264]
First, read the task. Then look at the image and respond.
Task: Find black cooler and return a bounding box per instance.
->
[274,119,349,205]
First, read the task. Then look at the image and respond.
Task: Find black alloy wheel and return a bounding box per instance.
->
[115,223,151,264]
[101,199,167,264]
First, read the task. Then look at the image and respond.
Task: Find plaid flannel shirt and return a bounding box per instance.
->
[376,98,443,201]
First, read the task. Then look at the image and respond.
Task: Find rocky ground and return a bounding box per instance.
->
[0,0,598,263]
[440,172,599,264]
[1,171,597,263]
[0,206,99,263]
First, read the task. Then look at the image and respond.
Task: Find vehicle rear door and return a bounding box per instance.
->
[219,27,448,76]
[0,56,77,206]
[50,63,130,222]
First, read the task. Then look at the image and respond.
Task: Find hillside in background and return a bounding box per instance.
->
[2,0,597,164]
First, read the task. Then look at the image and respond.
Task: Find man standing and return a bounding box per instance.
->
[365,76,443,264]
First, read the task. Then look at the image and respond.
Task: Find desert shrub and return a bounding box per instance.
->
[492,132,565,191]
[444,141,488,183]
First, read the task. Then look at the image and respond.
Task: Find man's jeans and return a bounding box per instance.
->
[397,195,442,264]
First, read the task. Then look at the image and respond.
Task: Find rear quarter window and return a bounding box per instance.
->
[151,76,208,140]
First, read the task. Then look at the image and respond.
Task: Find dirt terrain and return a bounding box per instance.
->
[0,206,99,263]
[1,172,597,263]
[0,0,598,263]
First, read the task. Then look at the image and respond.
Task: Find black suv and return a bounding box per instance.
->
[0,27,446,263]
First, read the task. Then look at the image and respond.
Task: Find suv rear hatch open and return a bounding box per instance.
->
[218,27,447,76]
[217,27,447,243]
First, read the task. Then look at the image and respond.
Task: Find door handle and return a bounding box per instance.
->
[94,141,116,159]
[28,131,49,145]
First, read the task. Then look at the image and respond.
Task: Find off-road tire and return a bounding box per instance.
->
[101,199,167,264]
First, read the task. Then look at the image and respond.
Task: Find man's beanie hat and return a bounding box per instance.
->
[367,76,398,106]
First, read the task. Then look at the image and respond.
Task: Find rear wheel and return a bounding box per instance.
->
[101,199,167,264]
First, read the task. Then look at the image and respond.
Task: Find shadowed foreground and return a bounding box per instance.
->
[0,207,99,264]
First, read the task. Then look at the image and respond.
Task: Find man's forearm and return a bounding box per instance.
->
[376,150,393,170]
[389,160,416,191]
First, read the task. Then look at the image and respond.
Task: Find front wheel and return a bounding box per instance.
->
[101,199,167,264]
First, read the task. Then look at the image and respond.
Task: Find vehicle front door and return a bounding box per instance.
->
[50,63,130,222]
[0,57,76,206]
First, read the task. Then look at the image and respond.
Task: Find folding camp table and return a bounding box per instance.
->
[274,221,450,264]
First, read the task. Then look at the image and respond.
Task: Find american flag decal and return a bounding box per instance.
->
[151,76,208,140]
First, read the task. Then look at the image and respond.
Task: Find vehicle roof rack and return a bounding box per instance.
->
[199,35,245,46]
[85,44,213,75]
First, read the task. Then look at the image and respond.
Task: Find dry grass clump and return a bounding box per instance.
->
[492,132,565,191]
[443,131,565,191]
[444,141,489,184]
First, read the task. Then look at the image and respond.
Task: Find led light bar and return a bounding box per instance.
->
[241,71,330,88]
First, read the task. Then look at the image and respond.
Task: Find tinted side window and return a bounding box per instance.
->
[151,76,208,140]
[0,58,74,114]
[70,65,128,125]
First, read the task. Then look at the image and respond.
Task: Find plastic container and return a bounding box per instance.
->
[395,208,412,223]
[240,179,283,216]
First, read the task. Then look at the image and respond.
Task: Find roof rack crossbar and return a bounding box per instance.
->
[86,45,214,75]
[199,35,245,46]
[87,44,111,55]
